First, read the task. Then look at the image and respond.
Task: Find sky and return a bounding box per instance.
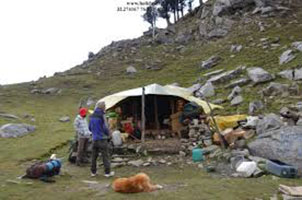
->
[0,0,200,85]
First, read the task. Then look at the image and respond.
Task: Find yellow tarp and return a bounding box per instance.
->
[97,83,223,114]
[209,114,247,131]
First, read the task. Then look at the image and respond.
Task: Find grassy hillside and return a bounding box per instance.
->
[1,2,302,199]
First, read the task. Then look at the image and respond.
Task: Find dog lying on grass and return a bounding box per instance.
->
[112,173,163,193]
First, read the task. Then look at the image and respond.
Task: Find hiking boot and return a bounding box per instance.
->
[104,171,115,178]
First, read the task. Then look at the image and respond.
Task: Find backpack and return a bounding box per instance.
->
[26,160,61,179]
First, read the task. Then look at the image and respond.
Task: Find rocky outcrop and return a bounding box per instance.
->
[248,126,302,172]
[213,0,255,16]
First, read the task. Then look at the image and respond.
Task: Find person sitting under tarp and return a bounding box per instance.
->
[20,154,62,182]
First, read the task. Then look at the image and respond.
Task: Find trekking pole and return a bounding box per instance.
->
[204,98,226,149]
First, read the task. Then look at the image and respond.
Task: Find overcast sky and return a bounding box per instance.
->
[0,0,199,85]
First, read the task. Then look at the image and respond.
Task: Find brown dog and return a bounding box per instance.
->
[112,173,163,193]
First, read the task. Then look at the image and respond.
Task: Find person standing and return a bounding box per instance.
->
[89,101,114,177]
[73,107,91,166]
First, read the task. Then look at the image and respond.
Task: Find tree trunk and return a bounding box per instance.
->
[165,17,171,26]
[199,0,203,7]
[173,10,176,23]
[176,0,179,21]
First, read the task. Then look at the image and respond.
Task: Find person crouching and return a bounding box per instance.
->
[89,101,114,177]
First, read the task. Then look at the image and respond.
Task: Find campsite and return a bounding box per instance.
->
[1,0,302,199]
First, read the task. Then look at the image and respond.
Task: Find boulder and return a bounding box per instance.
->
[201,56,221,69]
[249,101,264,114]
[227,86,242,100]
[197,82,215,98]
[231,95,243,106]
[187,83,201,94]
[248,126,302,172]
[279,50,295,65]
[292,41,302,52]
[225,78,250,88]
[203,69,225,78]
[208,28,228,38]
[278,69,294,80]
[59,116,70,123]
[294,68,302,80]
[42,88,60,95]
[128,159,144,167]
[230,45,243,53]
[247,67,273,83]
[126,66,137,74]
[208,66,244,84]
[0,123,36,138]
[256,113,283,135]
[278,68,302,81]
[262,82,289,97]
[30,89,41,94]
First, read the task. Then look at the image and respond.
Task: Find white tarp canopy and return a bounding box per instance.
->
[97,83,223,114]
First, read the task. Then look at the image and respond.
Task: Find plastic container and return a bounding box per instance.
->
[192,148,204,162]
[266,160,298,178]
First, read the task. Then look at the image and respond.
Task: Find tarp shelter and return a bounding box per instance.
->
[97,83,222,114]
[97,83,223,137]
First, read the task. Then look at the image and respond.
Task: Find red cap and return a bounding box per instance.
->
[79,108,88,117]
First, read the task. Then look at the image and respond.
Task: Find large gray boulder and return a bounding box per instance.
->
[248,126,302,172]
[256,113,283,135]
[0,123,36,138]
[247,67,273,83]
[279,50,295,65]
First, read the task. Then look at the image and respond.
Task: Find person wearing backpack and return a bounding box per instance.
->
[73,107,91,166]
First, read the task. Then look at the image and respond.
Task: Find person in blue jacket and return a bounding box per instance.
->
[89,101,114,177]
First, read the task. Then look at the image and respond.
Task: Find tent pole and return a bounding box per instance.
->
[141,87,146,143]
[154,96,160,132]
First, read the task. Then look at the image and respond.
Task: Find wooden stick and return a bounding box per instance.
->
[141,87,146,144]
[204,98,226,149]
